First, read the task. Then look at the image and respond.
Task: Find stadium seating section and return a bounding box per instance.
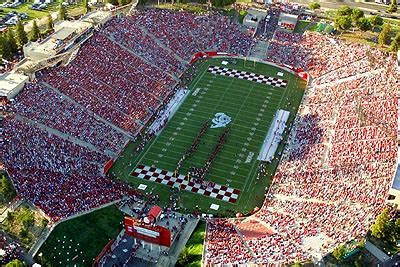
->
[1,7,398,264]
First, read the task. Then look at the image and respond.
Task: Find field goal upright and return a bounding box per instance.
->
[243,57,257,69]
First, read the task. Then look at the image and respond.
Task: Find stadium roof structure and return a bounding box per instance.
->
[243,8,267,28]
[278,12,298,32]
[23,20,92,62]
[0,72,29,99]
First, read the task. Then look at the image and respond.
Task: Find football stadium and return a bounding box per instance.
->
[0,1,399,267]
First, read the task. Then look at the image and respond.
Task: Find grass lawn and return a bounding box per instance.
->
[37,205,124,266]
[294,20,310,33]
[110,57,306,217]
[177,221,205,267]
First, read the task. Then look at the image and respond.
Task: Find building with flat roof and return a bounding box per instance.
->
[278,12,298,32]
[23,20,92,61]
[0,72,29,99]
[243,8,268,29]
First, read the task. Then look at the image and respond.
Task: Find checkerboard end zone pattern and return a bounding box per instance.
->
[131,165,240,203]
[207,66,288,88]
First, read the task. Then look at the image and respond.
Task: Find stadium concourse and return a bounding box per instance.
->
[203,32,398,264]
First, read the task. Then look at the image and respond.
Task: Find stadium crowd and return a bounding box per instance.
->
[2,9,255,222]
[2,117,140,221]
[1,5,397,264]
[204,31,398,265]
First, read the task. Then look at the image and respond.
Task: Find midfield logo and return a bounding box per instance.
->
[211,113,232,128]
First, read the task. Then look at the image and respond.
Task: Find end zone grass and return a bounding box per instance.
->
[111,58,306,216]
[37,205,124,266]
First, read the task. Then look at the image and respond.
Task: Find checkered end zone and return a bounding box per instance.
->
[131,165,240,203]
[207,66,288,88]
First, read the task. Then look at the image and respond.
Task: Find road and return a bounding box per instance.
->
[290,0,400,18]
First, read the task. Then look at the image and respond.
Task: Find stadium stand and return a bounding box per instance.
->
[2,9,256,223]
[203,31,398,265]
[1,6,397,264]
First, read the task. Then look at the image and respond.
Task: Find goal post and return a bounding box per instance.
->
[243,57,256,69]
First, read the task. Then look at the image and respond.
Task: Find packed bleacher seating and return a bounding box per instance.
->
[2,9,256,222]
[204,219,254,265]
[2,117,139,221]
[129,9,254,60]
[205,31,398,265]
[11,83,128,154]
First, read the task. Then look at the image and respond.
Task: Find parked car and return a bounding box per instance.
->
[5,16,18,25]
[38,3,47,9]
[30,3,41,9]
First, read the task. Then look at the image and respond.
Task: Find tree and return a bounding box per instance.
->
[389,32,400,52]
[1,175,15,201]
[5,259,26,267]
[6,211,13,222]
[107,0,119,5]
[84,0,89,13]
[337,6,352,16]
[15,19,28,48]
[118,0,125,5]
[58,3,67,20]
[176,247,191,267]
[334,16,352,31]
[46,13,53,31]
[388,0,397,12]
[378,24,391,46]
[351,8,364,22]
[356,17,371,31]
[394,218,400,240]
[30,20,40,42]
[6,30,18,54]
[369,15,383,27]
[371,208,390,239]
[332,244,346,260]
[309,2,320,10]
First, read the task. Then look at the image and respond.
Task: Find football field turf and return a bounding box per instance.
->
[112,58,306,215]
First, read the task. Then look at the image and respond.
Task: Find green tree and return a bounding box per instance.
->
[1,175,15,201]
[5,259,26,267]
[334,16,352,31]
[356,17,371,31]
[394,218,400,240]
[6,30,18,54]
[84,0,89,13]
[388,0,397,12]
[46,13,54,31]
[332,244,346,260]
[176,247,191,267]
[118,0,125,5]
[107,0,119,5]
[58,3,67,20]
[19,227,28,238]
[309,2,320,10]
[6,211,14,222]
[371,208,390,238]
[30,20,40,42]
[15,19,28,48]
[351,8,364,22]
[337,6,352,16]
[389,32,400,52]
[369,15,383,27]
[378,24,391,46]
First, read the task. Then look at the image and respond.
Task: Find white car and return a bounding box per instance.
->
[5,16,18,25]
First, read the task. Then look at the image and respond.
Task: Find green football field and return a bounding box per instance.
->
[111,58,306,216]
